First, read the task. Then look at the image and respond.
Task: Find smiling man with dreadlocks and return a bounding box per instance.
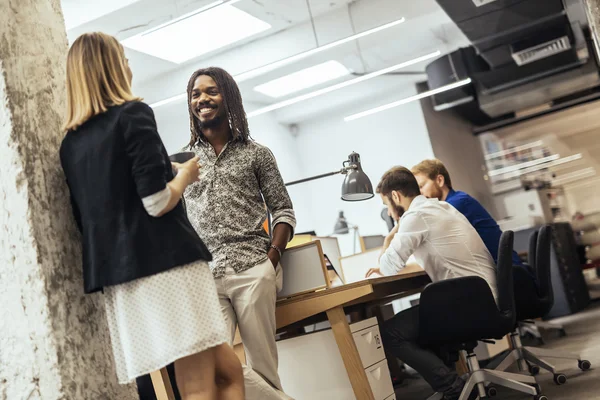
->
[182,67,296,400]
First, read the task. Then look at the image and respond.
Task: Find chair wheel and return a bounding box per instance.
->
[529,364,541,376]
[578,360,591,371]
[486,386,497,397]
[553,374,567,385]
[534,396,548,400]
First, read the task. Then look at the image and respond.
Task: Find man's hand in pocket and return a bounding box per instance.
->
[267,248,280,269]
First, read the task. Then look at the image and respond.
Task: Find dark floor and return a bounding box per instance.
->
[394,282,600,400]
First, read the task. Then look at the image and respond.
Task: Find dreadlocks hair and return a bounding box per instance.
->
[186,67,251,148]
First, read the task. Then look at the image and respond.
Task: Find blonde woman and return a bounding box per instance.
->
[60,32,244,400]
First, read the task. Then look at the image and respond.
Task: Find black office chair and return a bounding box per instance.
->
[423,231,545,400]
[496,225,591,384]
[517,228,565,344]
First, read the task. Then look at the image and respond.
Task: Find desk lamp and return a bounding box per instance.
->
[285,152,373,253]
[285,152,374,201]
[333,211,361,254]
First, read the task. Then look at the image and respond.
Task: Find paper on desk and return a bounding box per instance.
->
[340,248,420,284]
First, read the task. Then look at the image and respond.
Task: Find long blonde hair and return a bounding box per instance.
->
[64,32,140,131]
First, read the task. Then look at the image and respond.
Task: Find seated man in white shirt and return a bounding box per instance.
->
[366,166,497,400]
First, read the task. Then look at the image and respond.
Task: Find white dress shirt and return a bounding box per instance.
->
[379,195,498,301]
[141,186,172,217]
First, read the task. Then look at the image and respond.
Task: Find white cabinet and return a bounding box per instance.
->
[278,317,395,400]
[366,360,395,400]
[352,324,385,369]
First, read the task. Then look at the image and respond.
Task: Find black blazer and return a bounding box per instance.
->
[60,101,211,293]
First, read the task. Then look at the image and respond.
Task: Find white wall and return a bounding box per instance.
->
[153,102,313,233]
[293,90,434,255]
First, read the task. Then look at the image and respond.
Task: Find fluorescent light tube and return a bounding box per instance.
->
[122,4,270,64]
[485,141,544,160]
[236,18,405,83]
[553,168,596,185]
[254,60,350,98]
[246,50,441,118]
[344,78,471,121]
[516,153,583,176]
[488,155,559,177]
[495,153,584,179]
[148,17,406,108]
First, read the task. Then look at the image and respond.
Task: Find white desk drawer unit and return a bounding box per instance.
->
[366,359,394,400]
[351,318,386,369]
[278,317,395,400]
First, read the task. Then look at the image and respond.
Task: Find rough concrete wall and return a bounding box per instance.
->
[0,0,137,398]
[586,0,600,53]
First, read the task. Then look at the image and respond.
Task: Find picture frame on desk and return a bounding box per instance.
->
[312,236,346,284]
[279,240,331,299]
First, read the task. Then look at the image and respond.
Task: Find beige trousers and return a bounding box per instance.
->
[215,258,293,400]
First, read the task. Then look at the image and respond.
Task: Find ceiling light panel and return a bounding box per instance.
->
[148,17,407,108]
[254,60,351,98]
[122,5,271,64]
[247,51,441,118]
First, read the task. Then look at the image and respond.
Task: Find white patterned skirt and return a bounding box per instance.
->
[104,260,228,383]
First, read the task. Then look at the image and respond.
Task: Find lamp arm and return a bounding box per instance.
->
[285,164,359,187]
[285,168,344,186]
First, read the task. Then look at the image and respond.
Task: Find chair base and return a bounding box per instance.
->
[536,321,567,336]
[519,321,566,343]
[427,351,538,400]
[496,331,586,376]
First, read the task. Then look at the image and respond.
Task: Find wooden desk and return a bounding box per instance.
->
[275,265,429,400]
[151,266,430,400]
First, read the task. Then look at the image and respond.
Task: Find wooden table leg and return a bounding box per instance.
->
[327,306,375,400]
[151,368,176,400]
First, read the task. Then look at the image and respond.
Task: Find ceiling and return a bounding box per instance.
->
[60,0,469,124]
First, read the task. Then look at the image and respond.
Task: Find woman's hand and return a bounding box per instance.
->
[154,156,200,217]
[172,156,201,186]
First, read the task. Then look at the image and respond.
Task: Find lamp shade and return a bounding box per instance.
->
[333,211,350,234]
[341,152,374,201]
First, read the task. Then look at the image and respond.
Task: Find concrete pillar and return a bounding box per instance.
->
[0,1,137,398]
[416,82,499,219]
[586,0,600,39]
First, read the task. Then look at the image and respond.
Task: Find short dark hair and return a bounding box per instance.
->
[186,67,250,148]
[411,159,453,189]
[377,166,421,198]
